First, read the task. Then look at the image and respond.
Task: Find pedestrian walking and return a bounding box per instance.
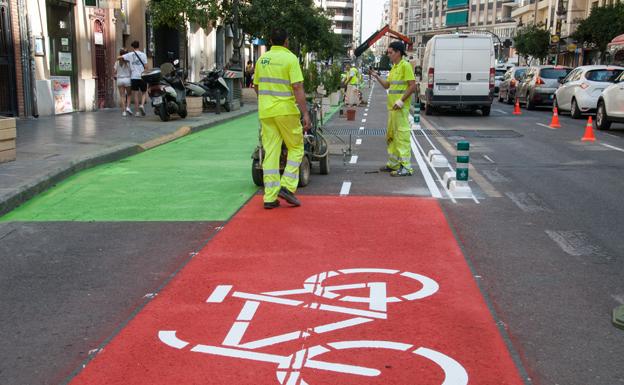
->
[245,60,254,88]
[119,41,149,117]
[113,49,132,117]
[369,41,417,177]
[254,28,311,209]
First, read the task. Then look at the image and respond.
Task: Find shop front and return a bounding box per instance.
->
[46,0,77,114]
[0,0,17,116]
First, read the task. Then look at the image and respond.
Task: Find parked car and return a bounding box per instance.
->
[498,66,527,104]
[554,65,624,118]
[517,65,573,109]
[419,33,495,116]
[596,71,624,130]
[494,67,507,95]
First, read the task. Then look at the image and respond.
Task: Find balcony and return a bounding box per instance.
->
[334,28,354,35]
[333,15,354,22]
[326,1,354,8]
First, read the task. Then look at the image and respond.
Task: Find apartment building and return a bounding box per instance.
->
[315,0,355,50]
[353,0,363,48]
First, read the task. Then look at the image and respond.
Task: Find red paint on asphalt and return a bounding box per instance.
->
[70,196,524,385]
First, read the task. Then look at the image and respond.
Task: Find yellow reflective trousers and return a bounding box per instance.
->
[385,108,413,172]
[261,114,304,202]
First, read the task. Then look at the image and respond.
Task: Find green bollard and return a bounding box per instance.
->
[456,141,469,182]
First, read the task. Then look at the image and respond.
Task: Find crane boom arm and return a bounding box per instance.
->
[354,24,413,57]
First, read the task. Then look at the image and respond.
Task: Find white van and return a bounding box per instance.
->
[419,34,495,116]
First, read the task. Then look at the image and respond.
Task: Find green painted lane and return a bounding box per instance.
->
[2,114,260,222]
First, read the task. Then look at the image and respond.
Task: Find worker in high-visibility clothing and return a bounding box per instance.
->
[254,28,311,209]
[369,41,417,177]
[345,63,360,106]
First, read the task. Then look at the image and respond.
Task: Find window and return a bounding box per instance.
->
[540,68,572,79]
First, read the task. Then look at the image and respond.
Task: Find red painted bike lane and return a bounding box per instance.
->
[70,196,525,385]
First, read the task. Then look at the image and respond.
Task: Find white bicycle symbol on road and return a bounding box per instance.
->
[159,268,469,385]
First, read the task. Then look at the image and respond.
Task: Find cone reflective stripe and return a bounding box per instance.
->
[513,99,522,115]
[456,142,470,181]
[414,102,421,123]
[549,107,561,128]
[582,116,596,142]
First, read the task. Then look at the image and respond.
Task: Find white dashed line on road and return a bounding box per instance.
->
[349,155,358,164]
[356,139,362,145]
[493,109,508,115]
[601,143,624,153]
[340,181,352,196]
[536,123,556,130]
[483,155,495,163]
[359,126,364,130]
[361,119,367,123]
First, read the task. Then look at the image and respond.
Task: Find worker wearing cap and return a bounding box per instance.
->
[370,41,417,176]
[254,28,311,209]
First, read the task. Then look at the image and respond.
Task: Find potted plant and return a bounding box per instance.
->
[329,64,343,106]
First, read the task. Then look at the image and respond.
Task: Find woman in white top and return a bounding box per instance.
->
[113,49,132,116]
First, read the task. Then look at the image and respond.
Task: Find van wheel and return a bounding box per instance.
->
[481,106,491,116]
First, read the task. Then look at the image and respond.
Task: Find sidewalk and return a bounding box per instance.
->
[0,99,258,217]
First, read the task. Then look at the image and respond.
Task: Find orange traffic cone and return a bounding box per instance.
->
[582,116,596,142]
[513,99,521,115]
[549,107,561,128]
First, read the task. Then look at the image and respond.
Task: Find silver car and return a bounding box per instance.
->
[517,65,572,109]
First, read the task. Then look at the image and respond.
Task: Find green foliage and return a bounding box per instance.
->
[514,24,551,61]
[240,0,344,59]
[378,54,391,70]
[321,64,343,94]
[303,62,320,94]
[361,51,376,67]
[573,3,624,56]
[149,0,221,29]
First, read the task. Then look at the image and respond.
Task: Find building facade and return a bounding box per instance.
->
[352,0,363,49]
[315,0,355,52]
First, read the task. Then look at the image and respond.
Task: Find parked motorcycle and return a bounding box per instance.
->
[186,67,231,114]
[141,60,188,122]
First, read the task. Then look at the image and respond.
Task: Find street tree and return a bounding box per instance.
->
[514,24,551,63]
[572,2,624,61]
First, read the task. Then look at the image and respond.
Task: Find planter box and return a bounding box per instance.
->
[330,92,341,106]
[0,117,16,164]
[186,97,203,117]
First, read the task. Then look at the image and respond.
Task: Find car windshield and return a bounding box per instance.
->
[514,69,526,79]
[585,69,623,82]
[540,68,571,79]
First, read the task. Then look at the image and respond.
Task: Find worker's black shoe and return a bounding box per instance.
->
[263,200,280,209]
[379,165,396,172]
[278,188,301,207]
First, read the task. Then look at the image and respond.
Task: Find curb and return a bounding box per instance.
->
[0,108,257,218]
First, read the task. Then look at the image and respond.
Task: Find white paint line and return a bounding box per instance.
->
[361,119,367,123]
[415,347,469,385]
[313,317,373,333]
[356,138,362,145]
[483,155,495,163]
[238,331,303,349]
[364,113,368,116]
[233,292,303,306]
[304,358,380,377]
[537,123,556,130]
[262,288,311,296]
[329,340,413,351]
[317,303,387,319]
[410,135,443,198]
[222,321,250,346]
[368,282,387,312]
[493,109,508,115]
[601,143,624,153]
[545,230,606,257]
[237,301,260,321]
[339,268,399,274]
[365,108,369,112]
[340,181,352,196]
[349,155,358,164]
[191,344,288,365]
[158,331,189,349]
[359,126,365,130]
[206,285,232,303]
[324,283,367,291]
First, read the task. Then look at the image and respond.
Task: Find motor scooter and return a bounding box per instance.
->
[186,67,231,114]
[142,59,188,121]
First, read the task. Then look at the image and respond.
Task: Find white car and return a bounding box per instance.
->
[596,71,624,130]
[554,65,624,118]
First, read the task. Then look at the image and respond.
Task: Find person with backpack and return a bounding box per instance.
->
[119,41,149,117]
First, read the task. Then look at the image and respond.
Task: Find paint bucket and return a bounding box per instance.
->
[347,109,356,121]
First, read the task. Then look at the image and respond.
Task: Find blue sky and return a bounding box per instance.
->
[362,0,385,39]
